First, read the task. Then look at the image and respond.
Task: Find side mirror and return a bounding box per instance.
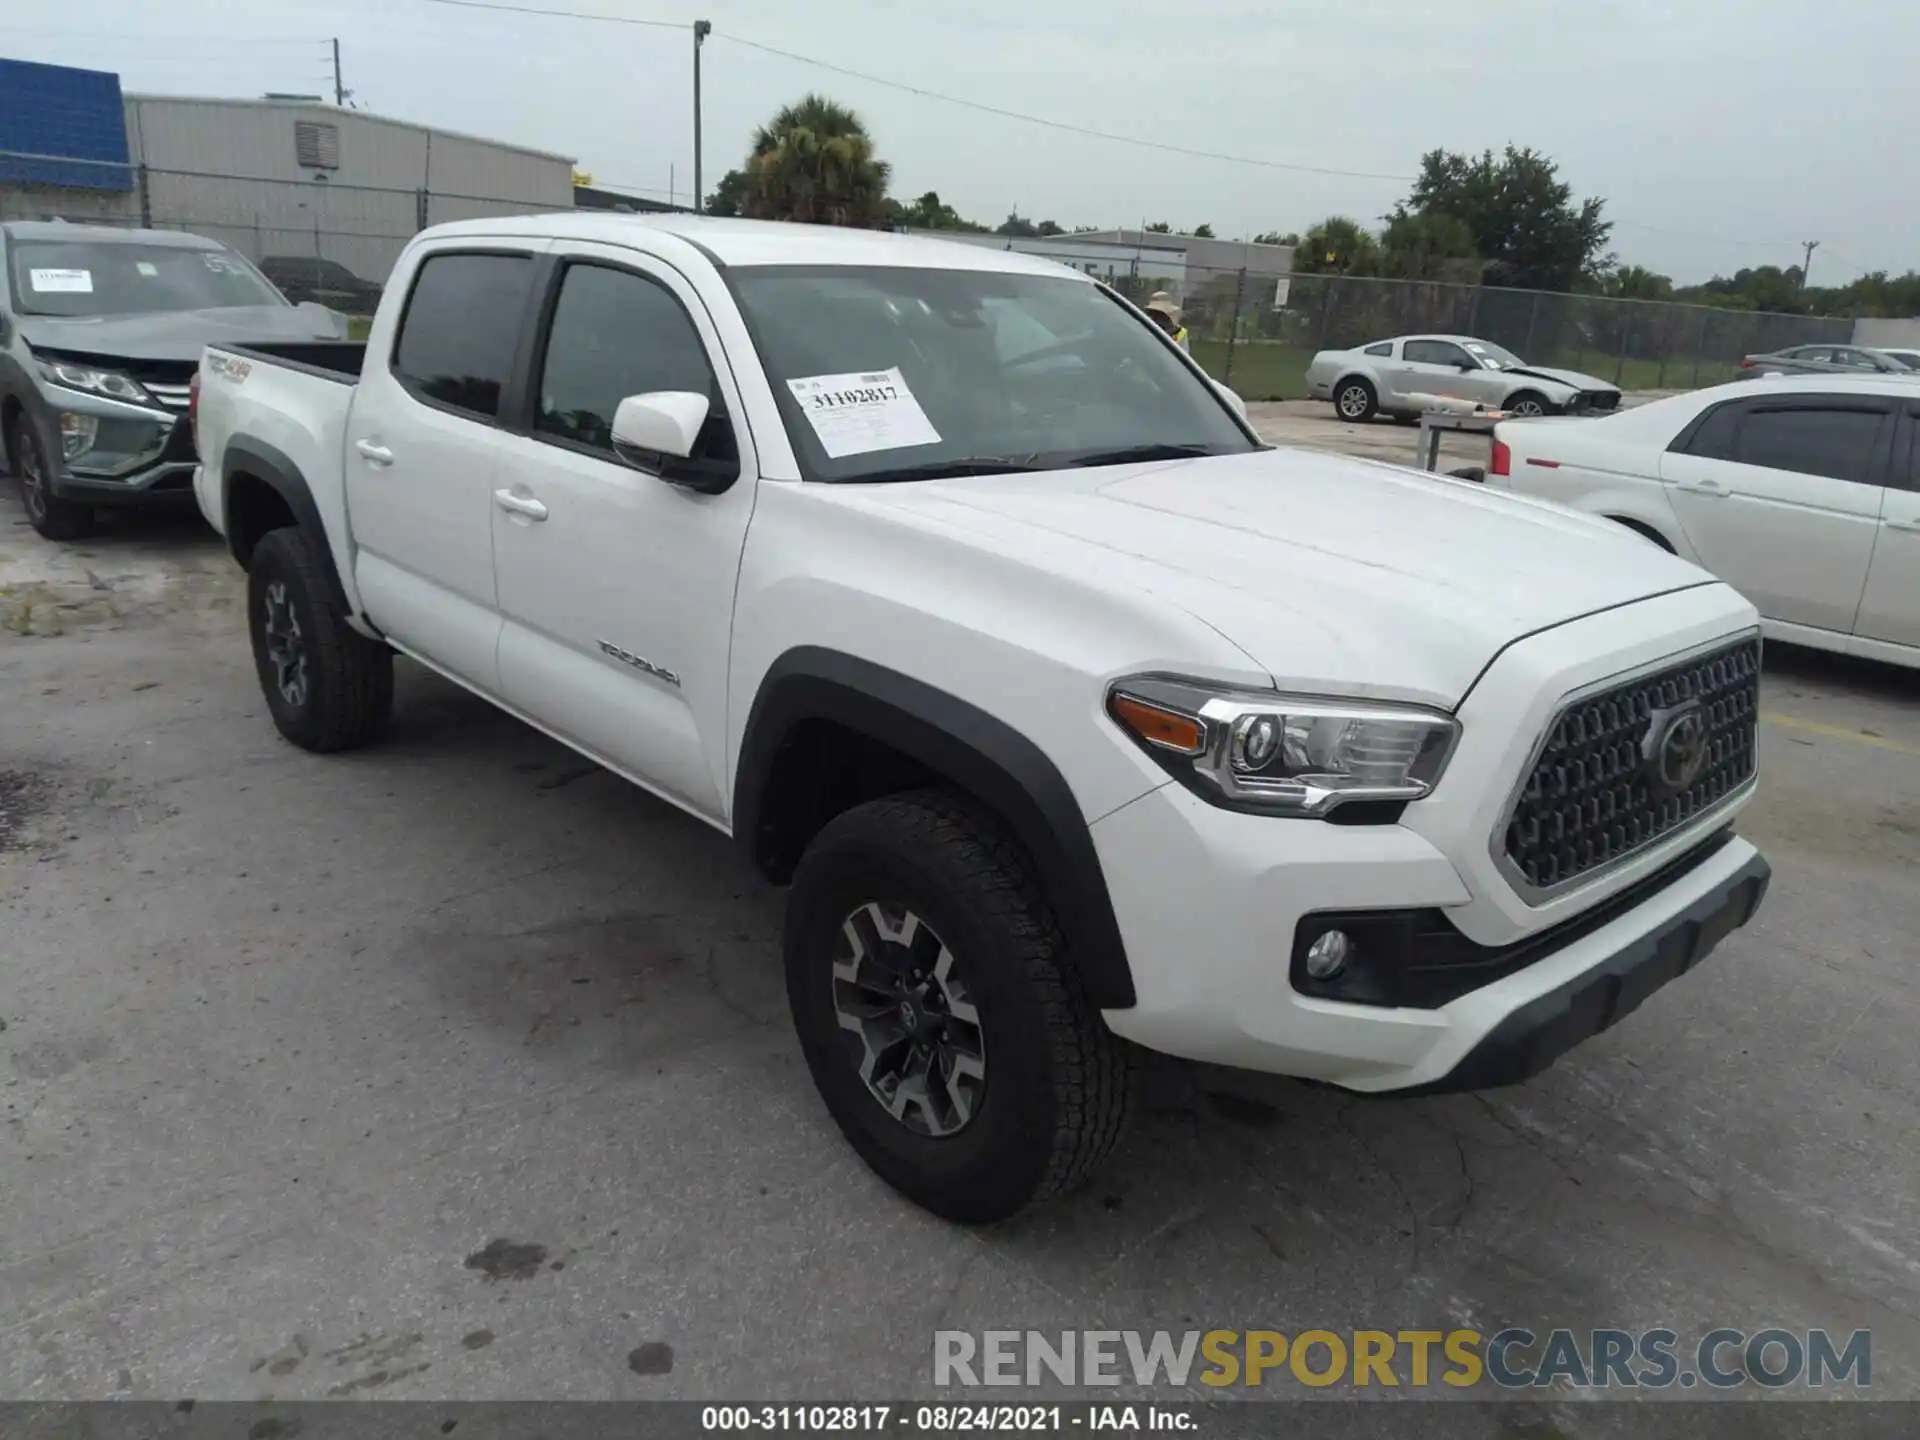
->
[611,390,740,494]
[1211,377,1249,422]
[612,391,709,466]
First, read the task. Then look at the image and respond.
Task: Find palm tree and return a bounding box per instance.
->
[744,95,892,228]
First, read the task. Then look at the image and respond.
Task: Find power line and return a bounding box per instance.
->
[408,0,682,29]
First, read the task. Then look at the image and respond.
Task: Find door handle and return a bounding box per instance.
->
[1680,478,1729,498]
[1887,518,1920,533]
[493,488,548,522]
[355,439,393,466]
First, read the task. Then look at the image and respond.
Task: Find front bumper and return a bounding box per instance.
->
[26,387,197,507]
[1089,585,1770,1094]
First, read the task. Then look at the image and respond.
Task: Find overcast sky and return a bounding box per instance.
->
[5,0,1914,284]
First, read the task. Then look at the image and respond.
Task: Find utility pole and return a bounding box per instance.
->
[692,20,711,214]
[331,38,345,107]
[1800,239,1819,289]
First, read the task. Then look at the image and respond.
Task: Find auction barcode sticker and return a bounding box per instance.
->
[29,268,93,293]
[786,367,941,459]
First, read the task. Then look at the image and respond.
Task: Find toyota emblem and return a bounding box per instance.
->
[1643,702,1709,794]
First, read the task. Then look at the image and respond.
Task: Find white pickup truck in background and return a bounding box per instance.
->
[191,212,1771,1222]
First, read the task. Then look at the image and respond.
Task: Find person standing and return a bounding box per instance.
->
[1145,292,1189,351]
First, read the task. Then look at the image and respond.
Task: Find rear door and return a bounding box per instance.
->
[344,243,545,689]
[1853,406,1920,651]
[1660,395,1891,634]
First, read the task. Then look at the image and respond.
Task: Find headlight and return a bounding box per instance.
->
[1107,676,1459,816]
[36,357,153,406]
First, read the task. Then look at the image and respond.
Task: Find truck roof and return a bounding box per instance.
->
[416,212,1094,278]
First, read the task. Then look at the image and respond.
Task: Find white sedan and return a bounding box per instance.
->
[1486,374,1920,669]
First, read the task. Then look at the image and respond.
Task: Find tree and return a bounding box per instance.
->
[1144,221,1172,234]
[1394,146,1611,291]
[743,94,892,228]
[1601,264,1674,301]
[1252,231,1300,247]
[703,168,750,217]
[1377,211,1478,281]
[1292,216,1379,276]
[995,211,1040,238]
[1192,223,1215,238]
[886,190,984,231]
[1035,219,1064,237]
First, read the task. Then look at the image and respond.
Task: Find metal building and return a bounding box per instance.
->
[1,58,576,291]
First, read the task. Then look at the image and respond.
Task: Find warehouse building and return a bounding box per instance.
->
[1,57,575,292]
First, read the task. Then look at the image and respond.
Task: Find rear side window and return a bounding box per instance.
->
[1364,342,1393,357]
[535,263,720,454]
[1736,405,1886,485]
[1678,401,1742,460]
[392,252,534,419]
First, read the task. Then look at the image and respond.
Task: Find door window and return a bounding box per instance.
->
[1363,341,1394,357]
[391,252,534,419]
[1735,405,1887,485]
[1403,339,1473,367]
[1675,401,1743,460]
[534,262,723,456]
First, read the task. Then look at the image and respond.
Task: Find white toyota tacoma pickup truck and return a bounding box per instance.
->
[191,213,1770,1222]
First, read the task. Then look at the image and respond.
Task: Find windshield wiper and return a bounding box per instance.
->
[852,456,1042,484]
[1065,443,1222,468]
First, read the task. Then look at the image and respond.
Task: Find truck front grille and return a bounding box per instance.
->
[1500,636,1760,897]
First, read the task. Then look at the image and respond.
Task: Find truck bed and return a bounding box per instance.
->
[222,340,367,383]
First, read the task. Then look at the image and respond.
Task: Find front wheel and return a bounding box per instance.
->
[785,791,1133,1222]
[1504,390,1549,418]
[7,417,96,541]
[247,526,394,752]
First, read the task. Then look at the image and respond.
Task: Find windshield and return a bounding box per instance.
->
[1463,340,1525,370]
[728,265,1256,482]
[7,239,285,318]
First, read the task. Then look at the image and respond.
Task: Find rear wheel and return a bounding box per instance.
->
[247,526,393,752]
[1504,390,1549,418]
[7,416,96,541]
[785,790,1133,1222]
[1334,378,1378,422]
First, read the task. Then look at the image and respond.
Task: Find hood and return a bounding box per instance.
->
[833,448,1709,706]
[16,305,344,363]
[1507,365,1618,393]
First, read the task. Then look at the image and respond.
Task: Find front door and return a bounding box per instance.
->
[1854,408,1920,652]
[345,245,545,688]
[1661,396,1890,635]
[1398,337,1488,407]
[490,245,759,823]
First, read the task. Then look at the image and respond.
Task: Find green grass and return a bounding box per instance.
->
[347,315,374,341]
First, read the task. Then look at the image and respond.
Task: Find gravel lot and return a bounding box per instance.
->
[4,417,1919,1425]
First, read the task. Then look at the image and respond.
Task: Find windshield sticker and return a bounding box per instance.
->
[136,261,159,277]
[199,253,243,274]
[786,367,942,459]
[29,268,93,293]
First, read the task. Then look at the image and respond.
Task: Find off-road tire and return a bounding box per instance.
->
[7,416,96,541]
[785,789,1134,1222]
[247,525,393,752]
[1334,377,1378,422]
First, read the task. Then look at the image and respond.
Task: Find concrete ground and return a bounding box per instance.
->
[4,420,1919,1424]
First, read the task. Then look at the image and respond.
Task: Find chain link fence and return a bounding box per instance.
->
[3,151,573,323]
[1175,270,1855,401]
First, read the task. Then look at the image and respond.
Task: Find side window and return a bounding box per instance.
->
[1405,339,1470,367]
[391,252,533,420]
[1363,341,1393,357]
[1677,401,1743,460]
[535,263,720,454]
[1735,405,1888,485]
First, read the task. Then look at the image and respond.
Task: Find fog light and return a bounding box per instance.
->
[1304,929,1352,980]
[60,412,99,460]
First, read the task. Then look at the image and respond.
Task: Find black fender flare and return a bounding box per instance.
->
[222,437,351,615]
[734,648,1136,1010]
